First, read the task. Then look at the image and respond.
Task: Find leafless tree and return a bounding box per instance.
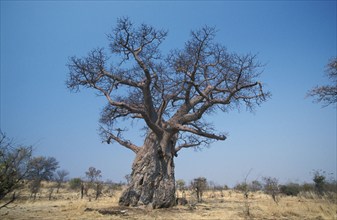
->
[55,169,69,193]
[263,176,280,204]
[307,57,337,107]
[0,132,33,209]
[85,167,102,200]
[66,17,270,208]
[85,167,102,183]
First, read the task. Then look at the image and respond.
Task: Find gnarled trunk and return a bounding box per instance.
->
[119,131,176,208]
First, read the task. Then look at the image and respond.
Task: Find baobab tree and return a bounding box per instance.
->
[66,17,270,208]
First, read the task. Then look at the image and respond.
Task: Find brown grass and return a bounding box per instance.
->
[0,184,336,220]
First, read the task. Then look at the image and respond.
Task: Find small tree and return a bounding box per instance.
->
[85,167,102,200]
[176,179,186,198]
[0,132,33,208]
[250,180,263,192]
[55,169,69,193]
[191,177,207,202]
[85,167,102,183]
[263,176,279,204]
[68,178,84,199]
[312,170,326,195]
[27,156,59,200]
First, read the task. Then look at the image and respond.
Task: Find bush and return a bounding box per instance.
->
[325,180,337,193]
[280,183,300,196]
[250,180,263,192]
[300,183,314,192]
[234,182,248,192]
[69,178,82,190]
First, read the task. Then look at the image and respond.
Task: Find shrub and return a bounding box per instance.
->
[250,180,263,192]
[280,183,300,196]
[69,178,82,190]
[300,183,314,192]
[234,182,248,192]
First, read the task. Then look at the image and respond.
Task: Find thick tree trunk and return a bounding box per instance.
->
[119,131,176,208]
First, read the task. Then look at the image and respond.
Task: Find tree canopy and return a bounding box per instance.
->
[67,17,270,154]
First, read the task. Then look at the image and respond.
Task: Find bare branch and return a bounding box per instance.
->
[307,57,337,107]
[174,124,226,141]
[100,127,140,154]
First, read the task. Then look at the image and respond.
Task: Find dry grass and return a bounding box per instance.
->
[0,185,336,220]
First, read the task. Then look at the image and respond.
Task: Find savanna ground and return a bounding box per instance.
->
[1,182,336,220]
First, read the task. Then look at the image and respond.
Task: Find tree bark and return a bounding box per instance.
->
[119,131,176,208]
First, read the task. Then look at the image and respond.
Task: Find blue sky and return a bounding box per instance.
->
[1,1,336,187]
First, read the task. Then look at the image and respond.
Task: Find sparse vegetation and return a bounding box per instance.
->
[1,180,336,219]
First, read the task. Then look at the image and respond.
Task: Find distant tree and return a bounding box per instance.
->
[234,182,248,193]
[237,169,253,217]
[250,180,263,192]
[55,169,69,193]
[85,167,102,183]
[27,156,59,200]
[85,167,103,200]
[307,57,337,107]
[66,17,270,208]
[191,177,207,202]
[312,170,326,195]
[68,178,82,190]
[0,132,33,208]
[176,179,186,198]
[262,176,279,204]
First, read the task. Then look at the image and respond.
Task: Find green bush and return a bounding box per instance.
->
[68,178,82,190]
[234,182,248,192]
[280,183,300,196]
